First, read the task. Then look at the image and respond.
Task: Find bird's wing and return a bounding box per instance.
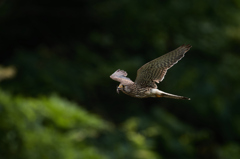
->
[110,69,134,85]
[135,44,191,88]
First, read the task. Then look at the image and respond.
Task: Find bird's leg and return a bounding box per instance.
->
[151,89,190,100]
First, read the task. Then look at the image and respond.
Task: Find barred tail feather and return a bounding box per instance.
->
[151,89,190,100]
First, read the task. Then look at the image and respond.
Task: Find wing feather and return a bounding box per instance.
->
[135,44,191,88]
[110,69,134,85]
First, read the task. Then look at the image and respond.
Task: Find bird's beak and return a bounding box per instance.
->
[116,85,123,94]
[116,86,120,94]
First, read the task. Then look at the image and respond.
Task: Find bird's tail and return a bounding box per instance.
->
[153,89,190,100]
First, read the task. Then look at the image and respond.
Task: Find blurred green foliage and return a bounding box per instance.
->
[0,90,110,159]
[1,0,240,158]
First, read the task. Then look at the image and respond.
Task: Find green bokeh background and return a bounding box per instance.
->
[1,0,240,158]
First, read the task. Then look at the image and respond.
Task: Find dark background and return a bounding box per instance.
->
[1,0,240,158]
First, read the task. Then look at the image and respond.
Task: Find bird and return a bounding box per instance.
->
[110,44,191,100]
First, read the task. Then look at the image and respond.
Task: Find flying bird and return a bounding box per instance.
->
[110,44,191,100]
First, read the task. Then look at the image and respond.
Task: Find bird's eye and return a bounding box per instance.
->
[118,84,124,89]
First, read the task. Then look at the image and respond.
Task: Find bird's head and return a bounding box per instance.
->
[117,84,125,94]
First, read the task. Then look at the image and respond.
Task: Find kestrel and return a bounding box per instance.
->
[110,44,191,100]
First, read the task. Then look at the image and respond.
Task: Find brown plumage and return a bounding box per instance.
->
[110,44,192,100]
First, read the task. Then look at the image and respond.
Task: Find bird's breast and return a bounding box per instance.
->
[125,86,151,98]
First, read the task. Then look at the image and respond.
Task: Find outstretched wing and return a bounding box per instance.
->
[135,44,192,88]
[110,69,134,85]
